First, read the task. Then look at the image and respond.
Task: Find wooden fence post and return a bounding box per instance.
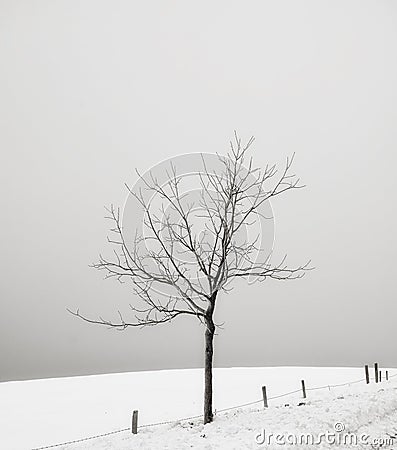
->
[365,365,370,384]
[374,363,379,383]
[131,410,138,434]
[262,386,268,408]
[386,370,389,381]
[301,380,306,399]
[379,370,382,382]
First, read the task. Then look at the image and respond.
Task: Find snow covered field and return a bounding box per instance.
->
[1,367,395,450]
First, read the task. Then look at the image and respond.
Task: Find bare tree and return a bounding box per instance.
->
[69,134,310,424]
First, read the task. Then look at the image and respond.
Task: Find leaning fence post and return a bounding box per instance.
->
[301,380,306,399]
[374,363,379,383]
[262,386,268,408]
[365,365,370,384]
[131,410,138,434]
[386,370,389,381]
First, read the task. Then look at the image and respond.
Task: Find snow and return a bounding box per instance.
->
[0,367,395,449]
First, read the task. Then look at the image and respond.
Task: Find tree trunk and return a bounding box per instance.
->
[204,295,216,424]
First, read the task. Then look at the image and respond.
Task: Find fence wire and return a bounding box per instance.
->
[32,371,396,450]
[32,428,130,450]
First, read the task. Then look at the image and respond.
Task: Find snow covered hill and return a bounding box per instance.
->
[1,367,395,449]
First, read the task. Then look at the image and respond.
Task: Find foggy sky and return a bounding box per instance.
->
[1,0,397,382]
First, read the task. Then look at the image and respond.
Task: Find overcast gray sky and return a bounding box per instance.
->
[1,0,396,382]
